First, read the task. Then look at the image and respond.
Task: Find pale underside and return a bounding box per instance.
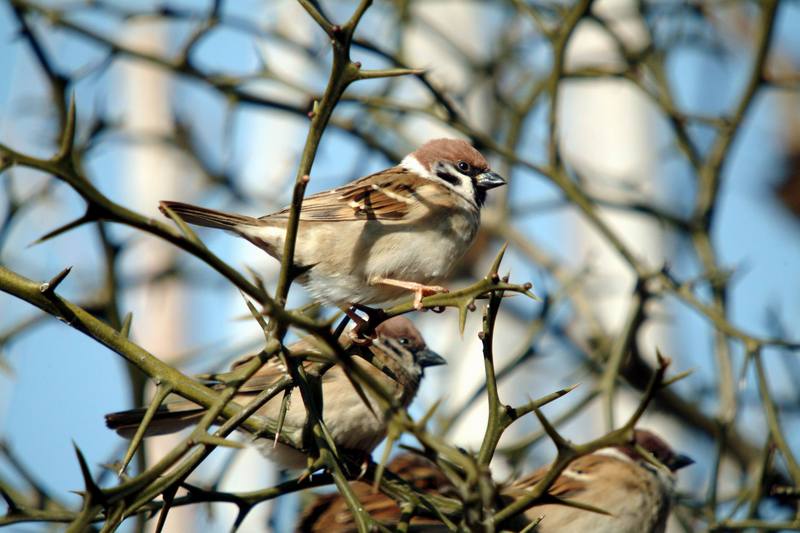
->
[238,358,415,469]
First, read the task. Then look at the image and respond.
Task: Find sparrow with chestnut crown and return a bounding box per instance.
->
[296,429,693,532]
[160,139,505,313]
[105,317,445,469]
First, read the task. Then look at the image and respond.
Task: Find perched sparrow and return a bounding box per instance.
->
[297,454,455,533]
[160,138,505,310]
[297,430,692,533]
[505,429,694,533]
[105,317,445,469]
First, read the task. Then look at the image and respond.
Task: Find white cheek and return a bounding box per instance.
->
[405,157,479,207]
[439,162,476,203]
[400,154,435,178]
[456,177,475,199]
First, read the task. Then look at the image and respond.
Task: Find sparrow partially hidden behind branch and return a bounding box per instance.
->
[105,317,445,469]
[504,429,694,533]
[159,139,506,311]
[296,430,693,533]
[297,454,456,533]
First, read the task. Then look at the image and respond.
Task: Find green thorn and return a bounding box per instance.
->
[519,515,544,533]
[118,383,173,475]
[119,312,133,338]
[532,407,569,451]
[0,488,19,513]
[372,426,397,491]
[273,388,292,448]
[159,203,205,248]
[458,304,468,336]
[230,503,253,533]
[28,212,93,247]
[662,368,694,388]
[418,398,442,428]
[542,494,612,516]
[72,441,105,505]
[488,242,509,278]
[39,266,72,294]
[56,93,77,163]
[238,291,270,344]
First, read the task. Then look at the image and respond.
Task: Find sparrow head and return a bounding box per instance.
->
[402,138,506,207]
[618,429,694,472]
[373,316,446,374]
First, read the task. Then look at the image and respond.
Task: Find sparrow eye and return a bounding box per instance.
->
[398,337,410,345]
[456,160,471,174]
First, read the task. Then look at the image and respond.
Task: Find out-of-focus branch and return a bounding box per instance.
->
[1,0,798,530]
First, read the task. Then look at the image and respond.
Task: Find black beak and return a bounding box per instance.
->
[416,348,447,368]
[476,171,506,190]
[667,453,695,471]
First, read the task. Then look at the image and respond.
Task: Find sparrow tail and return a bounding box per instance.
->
[105,401,204,439]
[159,201,260,231]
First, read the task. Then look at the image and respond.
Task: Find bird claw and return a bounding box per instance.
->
[344,304,386,343]
[297,467,313,484]
[357,456,369,480]
[413,285,449,310]
[372,277,449,310]
[348,328,374,345]
[341,451,372,480]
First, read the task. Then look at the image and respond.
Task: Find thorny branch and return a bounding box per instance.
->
[1,0,799,531]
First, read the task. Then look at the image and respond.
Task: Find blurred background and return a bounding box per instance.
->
[1,0,799,531]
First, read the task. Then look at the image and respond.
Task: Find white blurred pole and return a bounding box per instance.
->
[403,5,528,475]
[120,21,193,533]
[403,3,488,447]
[213,3,313,531]
[558,1,669,431]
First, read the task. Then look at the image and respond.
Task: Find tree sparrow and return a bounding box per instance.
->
[105,317,445,469]
[159,139,506,310]
[505,429,694,533]
[296,430,692,532]
[297,453,455,532]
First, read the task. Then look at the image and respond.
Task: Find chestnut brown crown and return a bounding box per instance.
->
[412,138,490,173]
[618,429,694,472]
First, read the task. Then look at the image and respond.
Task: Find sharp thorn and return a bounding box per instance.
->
[39,266,72,294]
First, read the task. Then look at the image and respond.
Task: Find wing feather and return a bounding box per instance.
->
[218,334,355,393]
[508,454,610,499]
[261,168,437,222]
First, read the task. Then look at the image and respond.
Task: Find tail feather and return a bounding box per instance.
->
[105,402,204,439]
[159,201,260,231]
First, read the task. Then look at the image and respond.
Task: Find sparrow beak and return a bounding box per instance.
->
[667,453,695,471]
[476,171,506,190]
[416,348,447,368]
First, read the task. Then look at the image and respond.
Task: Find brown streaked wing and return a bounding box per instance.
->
[223,358,304,393]
[261,168,434,222]
[508,454,608,499]
[223,334,353,393]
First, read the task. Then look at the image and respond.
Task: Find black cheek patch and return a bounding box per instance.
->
[436,171,461,187]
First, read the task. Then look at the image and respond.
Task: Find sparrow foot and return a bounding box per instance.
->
[348,328,373,345]
[372,278,449,310]
[341,450,372,480]
[296,466,314,484]
[341,305,387,344]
